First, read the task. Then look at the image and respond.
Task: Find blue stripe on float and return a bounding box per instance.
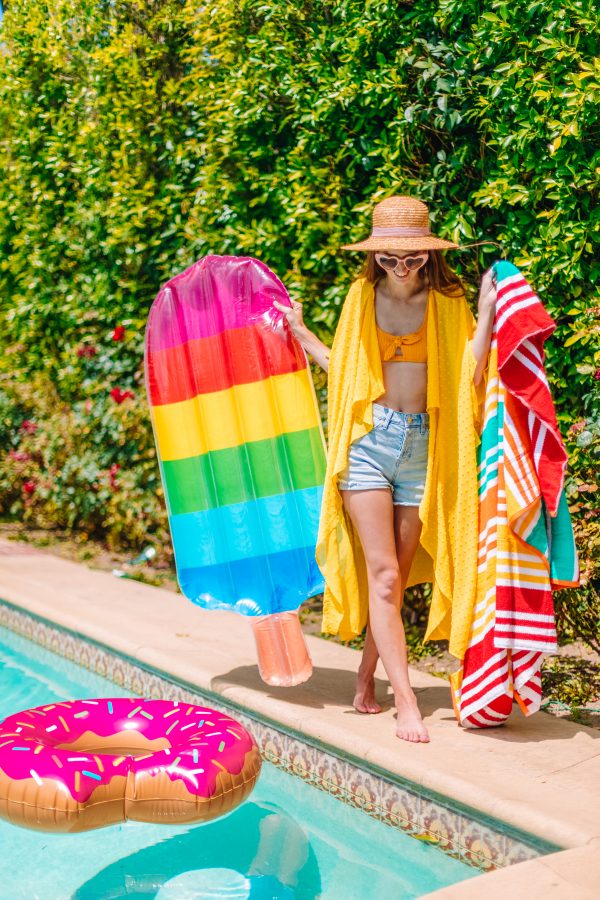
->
[178,546,325,616]
[170,485,323,569]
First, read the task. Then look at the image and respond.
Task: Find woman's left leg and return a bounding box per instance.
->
[353,505,424,722]
[391,504,426,739]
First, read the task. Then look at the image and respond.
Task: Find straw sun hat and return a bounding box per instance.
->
[342,196,458,252]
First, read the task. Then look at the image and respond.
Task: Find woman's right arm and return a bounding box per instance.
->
[273,300,331,373]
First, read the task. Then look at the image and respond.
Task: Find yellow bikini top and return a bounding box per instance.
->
[376,298,428,363]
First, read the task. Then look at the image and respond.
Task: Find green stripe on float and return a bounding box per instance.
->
[162,426,326,516]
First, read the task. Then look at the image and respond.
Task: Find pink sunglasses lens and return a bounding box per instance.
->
[405,256,426,270]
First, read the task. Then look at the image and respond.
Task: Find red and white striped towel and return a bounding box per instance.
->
[451,262,580,728]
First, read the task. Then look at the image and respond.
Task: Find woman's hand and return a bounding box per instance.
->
[472,268,497,387]
[272,299,331,372]
[273,299,306,339]
[477,268,497,319]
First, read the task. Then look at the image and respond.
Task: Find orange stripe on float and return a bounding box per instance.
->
[147,324,305,406]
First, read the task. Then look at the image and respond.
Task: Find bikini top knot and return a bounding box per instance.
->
[376,307,428,363]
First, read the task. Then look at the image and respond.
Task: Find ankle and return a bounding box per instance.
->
[395,690,419,708]
[357,665,376,682]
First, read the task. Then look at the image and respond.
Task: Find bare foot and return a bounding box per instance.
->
[353,672,382,714]
[395,694,430,743]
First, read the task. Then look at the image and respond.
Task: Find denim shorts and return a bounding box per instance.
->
[337,402,429,506]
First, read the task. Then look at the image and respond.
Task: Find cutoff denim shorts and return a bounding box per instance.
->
[337,402,429,506]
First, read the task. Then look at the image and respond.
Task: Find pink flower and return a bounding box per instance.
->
[84,399,93,413]
[110,387,134,404]
[111,325,126,342]
[19,420,38,435]
[109,463,120,490]
[594,368,600,381]
[22,480,36,495]
[8,450,31,462]
[77,345,98,359]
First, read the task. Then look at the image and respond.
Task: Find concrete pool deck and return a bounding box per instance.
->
[0,538,599,898]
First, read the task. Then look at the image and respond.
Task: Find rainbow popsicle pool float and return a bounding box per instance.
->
[144,255,327,685]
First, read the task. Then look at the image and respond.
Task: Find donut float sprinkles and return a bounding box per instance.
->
[0,698,261,832]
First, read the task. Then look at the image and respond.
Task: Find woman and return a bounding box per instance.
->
[275,196,496,743]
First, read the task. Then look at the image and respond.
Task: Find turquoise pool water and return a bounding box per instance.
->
[0,625,477,899]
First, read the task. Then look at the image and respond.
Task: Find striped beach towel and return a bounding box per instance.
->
[451,261,580,728]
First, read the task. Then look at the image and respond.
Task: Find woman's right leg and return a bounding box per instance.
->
[353,625,382,714]
[341,488,429,743]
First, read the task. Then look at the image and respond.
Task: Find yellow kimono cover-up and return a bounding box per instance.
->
[316,277,486,660]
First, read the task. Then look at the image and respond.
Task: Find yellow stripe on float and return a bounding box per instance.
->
[152,370,320,461]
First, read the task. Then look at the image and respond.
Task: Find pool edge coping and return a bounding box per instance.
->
[0,595,560,873]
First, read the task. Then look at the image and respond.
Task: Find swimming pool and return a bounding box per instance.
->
[0,625,478,899]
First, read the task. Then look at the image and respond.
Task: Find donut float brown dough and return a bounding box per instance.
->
[0,699,262,832]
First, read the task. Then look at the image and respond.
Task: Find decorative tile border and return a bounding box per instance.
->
[0,600,552,872]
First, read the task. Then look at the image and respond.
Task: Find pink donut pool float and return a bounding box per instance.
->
[0,698,261,832]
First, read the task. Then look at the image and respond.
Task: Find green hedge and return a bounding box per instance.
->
[1,1,598,380]
[0,0,597,643]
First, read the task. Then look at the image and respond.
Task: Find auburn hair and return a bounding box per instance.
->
[361,251,465,297]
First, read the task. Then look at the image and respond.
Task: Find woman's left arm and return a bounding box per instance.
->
[471,269,497,386]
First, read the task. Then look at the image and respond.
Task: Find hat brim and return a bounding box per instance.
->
[342,235,459,251]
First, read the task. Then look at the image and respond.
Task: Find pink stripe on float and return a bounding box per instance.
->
[146,255,292,352]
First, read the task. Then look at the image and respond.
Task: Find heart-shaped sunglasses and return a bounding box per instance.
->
[375,252,428,274]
